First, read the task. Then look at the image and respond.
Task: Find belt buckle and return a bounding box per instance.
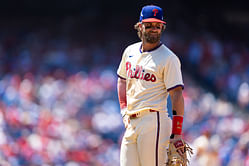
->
[136,112,141,117]
[130,112,141,119]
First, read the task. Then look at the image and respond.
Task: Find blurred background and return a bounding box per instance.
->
[0,0,248,166]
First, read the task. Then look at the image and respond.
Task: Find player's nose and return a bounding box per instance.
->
[151,26,161,31]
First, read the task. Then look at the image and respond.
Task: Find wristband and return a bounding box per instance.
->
[121,108,127,118]
[172,115,183,135]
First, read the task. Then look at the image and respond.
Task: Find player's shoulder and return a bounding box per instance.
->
[160,44,176,57]
[125,41,142,51]
[156,44,178,61]
[121,42,141,58]
[158,44,181,65]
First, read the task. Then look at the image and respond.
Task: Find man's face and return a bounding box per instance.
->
[141,22,164,43]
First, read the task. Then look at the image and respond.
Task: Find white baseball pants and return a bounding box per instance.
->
[120,111,172,166]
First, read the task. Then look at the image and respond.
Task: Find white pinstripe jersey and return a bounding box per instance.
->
[117,42,184,114]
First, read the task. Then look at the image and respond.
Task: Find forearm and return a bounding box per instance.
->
[170,90,184,116]
[169,87,185,136]
[117,78,127,109]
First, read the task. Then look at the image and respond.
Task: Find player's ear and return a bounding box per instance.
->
[138,22,143,30]
[134,22,142,31]
[162,24,166,32]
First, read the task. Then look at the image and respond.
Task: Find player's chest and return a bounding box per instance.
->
[125,53,163,82]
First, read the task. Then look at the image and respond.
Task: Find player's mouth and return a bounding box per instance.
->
[148,32,160,37]
[149,31,159,34]
[148,31,159,36]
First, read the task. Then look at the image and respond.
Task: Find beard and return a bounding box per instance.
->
[143,31,161,43]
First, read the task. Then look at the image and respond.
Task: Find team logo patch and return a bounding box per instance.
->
[126,62,156,82]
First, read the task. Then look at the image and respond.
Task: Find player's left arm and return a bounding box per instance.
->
[169,86,184,139]
[164,55,184,140]
[169,86,185,154]
[169,86,184,117]
[165,56,193,163]
[168,86,193,164]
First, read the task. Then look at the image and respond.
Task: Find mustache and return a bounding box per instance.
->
[144,32,161,43]
[148,31,159,34]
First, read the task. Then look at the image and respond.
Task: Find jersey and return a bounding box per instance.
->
[117,41,183,115]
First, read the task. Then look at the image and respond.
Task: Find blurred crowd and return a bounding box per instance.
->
[182,75,249,166]
[0,17,248,165]
[162,32,249,109]
[0,69,123,166]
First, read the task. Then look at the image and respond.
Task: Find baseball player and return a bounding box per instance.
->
[117,5,186,166]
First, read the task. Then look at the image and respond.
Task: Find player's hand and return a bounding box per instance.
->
[122,114,130,128]
[170,134,185,156]
[167,134,193,166]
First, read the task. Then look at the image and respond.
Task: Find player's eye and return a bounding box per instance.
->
[144,24,161,29]
[144,25,152,29]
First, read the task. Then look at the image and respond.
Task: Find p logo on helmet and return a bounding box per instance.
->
[152,9,158,16]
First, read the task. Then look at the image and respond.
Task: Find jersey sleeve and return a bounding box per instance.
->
[164,55,184,91]
[117,48,128,79]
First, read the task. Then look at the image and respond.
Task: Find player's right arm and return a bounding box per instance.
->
[117,77,127,112]
[117,78,129,128]
[117,47,129,127]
